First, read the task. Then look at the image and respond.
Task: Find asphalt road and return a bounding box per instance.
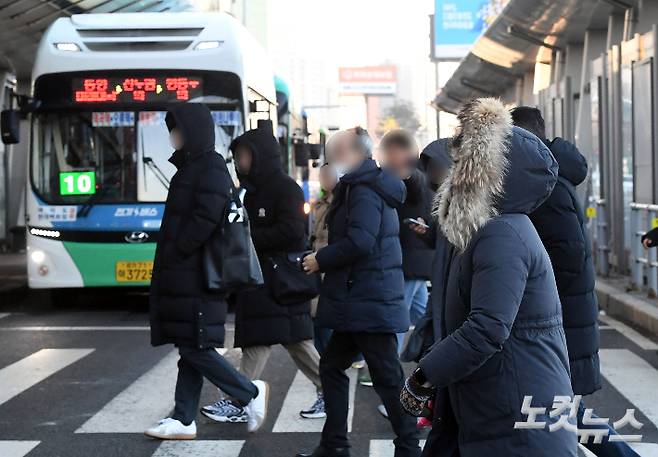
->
[0,289,657,457]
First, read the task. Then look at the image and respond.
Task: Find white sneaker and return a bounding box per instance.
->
[244,380,269,433]
[144,417,196,440]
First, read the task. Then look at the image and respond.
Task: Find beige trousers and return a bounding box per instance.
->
[240,339,322,390]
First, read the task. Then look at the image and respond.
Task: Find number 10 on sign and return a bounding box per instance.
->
[59,171,96,196]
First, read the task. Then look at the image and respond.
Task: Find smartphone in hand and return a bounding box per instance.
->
[403,218,430,229]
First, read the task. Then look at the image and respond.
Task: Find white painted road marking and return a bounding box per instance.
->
[0,326,150,331]
[0,313,10,320]
[77,350,180,433]
[272,368,357,433]
[0,441,40,457]
[369,440,426,457]
[599,315,658,350]
[600,349,658,429]
[0,348,94,406]
[77,349,230,433]
[151,440,244,457]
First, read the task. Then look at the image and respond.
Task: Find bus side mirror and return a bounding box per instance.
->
[1,110,20,144]
[294,142,309,167]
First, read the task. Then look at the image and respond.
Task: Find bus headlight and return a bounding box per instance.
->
[30,250,46,264]
[194,40,222,50]
[54,42,81,52]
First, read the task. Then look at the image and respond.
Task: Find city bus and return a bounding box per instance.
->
[12,12,277,295]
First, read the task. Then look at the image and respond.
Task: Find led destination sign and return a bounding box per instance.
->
[73,76,203,103]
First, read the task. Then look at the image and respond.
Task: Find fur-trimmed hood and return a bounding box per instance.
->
[434,98,558,251]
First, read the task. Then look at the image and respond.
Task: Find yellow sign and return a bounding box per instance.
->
[586,207,597,219]
[116,261,153,283]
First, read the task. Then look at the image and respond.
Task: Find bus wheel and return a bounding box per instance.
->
[50,289,79,307]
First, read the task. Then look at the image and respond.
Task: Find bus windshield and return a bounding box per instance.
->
[31,109,243,204]
[31,70,244,205]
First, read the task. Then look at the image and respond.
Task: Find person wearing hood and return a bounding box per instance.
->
[400,98,578,457]
[512,106,640,457]
[380,129,434,354]
[418,138,452,193]
[298,127,420,457]
[146,104,268,439]
[201,127,325,423]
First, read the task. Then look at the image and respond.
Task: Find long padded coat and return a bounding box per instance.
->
[150,103,231,349]
[230,128,314,348]
[529,137,601,396]
[419,99,578,457]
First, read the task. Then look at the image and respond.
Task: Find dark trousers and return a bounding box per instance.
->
[172,346,257,425]
[314,323,333,355]
[320,331,420,457]
[577,402,641,457]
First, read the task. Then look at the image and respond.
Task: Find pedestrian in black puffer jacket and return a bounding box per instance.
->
[147,103,267,439]
[150,104,231,349]
[530,137,601,395]
[212,127,323,421]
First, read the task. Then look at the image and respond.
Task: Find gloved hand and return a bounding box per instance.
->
[400,367,435,417]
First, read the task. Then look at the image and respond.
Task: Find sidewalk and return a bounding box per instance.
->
[0,252,27,297]
[596,276,658,336]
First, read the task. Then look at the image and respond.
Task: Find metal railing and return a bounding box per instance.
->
[594,199,610,277]
[629,202,658,296]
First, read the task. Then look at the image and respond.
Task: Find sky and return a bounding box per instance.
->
[266,0,434,68]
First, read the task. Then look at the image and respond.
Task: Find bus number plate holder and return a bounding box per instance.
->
[115,261,153,283]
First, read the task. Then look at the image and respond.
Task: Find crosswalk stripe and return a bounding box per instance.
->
[630,443,658,456]
[599,315,658,350]
[77,349,230,434]
[0,441,40,457]
[272,368,357,433]
[0,326,150,331]
[76,349,181,433]
[152,440,244,457]
[0,348,94,407]
[0,313,10,320]
[369,439,426,457]
[600,349,658,429]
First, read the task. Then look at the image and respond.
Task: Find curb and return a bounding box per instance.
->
[595,279,658,335]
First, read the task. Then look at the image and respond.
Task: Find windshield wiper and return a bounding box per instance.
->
[143,157,170,190]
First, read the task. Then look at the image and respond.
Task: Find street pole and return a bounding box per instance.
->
[435,60,441,139]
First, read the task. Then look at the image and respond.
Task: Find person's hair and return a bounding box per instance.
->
[510,106,546,139]
[352,126,373,159]
[380,129,418,155]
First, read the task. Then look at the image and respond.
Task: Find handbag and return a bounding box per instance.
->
[269,251,320,305]
[203,184,264,293]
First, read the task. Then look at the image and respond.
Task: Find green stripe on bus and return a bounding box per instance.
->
[62,242,156,287]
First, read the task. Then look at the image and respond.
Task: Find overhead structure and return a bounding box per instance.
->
[0,0,199,77]
[434,0,617,113]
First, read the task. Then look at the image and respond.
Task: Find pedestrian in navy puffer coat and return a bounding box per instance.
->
[315,158,409,334]
[405,98,578,457]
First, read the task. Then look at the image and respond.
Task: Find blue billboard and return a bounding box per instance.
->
[433,0,489,59]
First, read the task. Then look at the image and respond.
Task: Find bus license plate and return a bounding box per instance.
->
[115,261,153,283]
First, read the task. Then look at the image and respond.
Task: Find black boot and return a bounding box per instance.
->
[295,446,350,457]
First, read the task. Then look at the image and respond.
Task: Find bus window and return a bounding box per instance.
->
[31,112,137,204]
